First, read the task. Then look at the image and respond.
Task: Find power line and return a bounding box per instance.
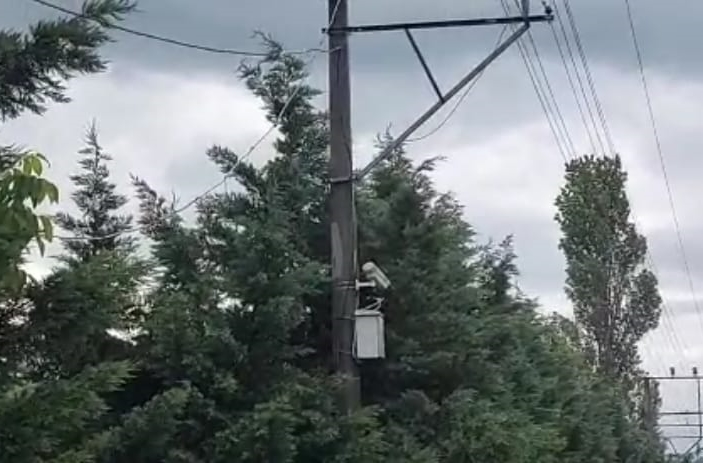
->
[547,11,595,154]
[552,0,603,155]
[561,0,614,154]
[622,0,703,333]
[519,13,577,156]
[500,0,570,162]
[29,0,332,57]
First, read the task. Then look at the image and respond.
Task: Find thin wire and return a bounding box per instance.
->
[56,0,346,241]
[548,19,596,155]
[520,17,577,156]
[520,41,569,163]
[500,0,569,162]
[29,0,333,57]
[406,25,509,143]
[623,0,703,333]
[645,252,691,364]
[506,0,577,157]
[553,0,603,155]
[562,0,615,155]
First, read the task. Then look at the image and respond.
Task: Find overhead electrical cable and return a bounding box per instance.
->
[500,0,570,162]
[562,0,615,154]
[29,0,333,57]
[552,1,604,155]
[548,16,596,154]
[622,0,703,333]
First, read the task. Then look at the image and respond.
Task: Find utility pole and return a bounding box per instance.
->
[326,0,553,413]
[696,367,702,455]
[647,369,703,458]
[644,377,656,433]
[328,0,359,413]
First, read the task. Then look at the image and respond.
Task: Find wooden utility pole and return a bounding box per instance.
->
[328,0,360,412]
[326,0,553,413]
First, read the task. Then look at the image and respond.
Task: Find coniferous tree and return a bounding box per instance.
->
[26,124,146,378]
[0,0,135,120]
[55,122,136,260]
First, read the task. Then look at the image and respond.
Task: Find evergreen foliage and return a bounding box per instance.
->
[0,4,672,460]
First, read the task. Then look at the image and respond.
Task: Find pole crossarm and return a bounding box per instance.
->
[648,376,701,381]
[323,13,553,34]
[356,22,530,180]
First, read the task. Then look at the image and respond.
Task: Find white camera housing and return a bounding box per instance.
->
[361,261,391,290]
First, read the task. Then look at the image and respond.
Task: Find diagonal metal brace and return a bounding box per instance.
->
[356,23,530,180]
[404,29,444,103]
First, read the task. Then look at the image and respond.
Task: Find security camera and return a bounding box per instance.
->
[361,261,391,290]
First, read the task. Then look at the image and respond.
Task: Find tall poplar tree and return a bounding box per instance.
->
[555,154,662,382]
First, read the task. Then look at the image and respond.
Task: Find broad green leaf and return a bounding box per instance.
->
[30,155,43,176]
[45,181,60,203]
[21,157,32,175]
[40,215,54,241]
[36,236,46,255]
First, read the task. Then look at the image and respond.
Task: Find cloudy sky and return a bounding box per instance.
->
[3,0,703,447]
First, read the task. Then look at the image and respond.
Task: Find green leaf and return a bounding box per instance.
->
[21,157,32,175]
[30,155,43,176]
[36,236,46,256]
[40,215,54,241]
[46,181,60,203]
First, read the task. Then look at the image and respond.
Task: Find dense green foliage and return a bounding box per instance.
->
[0,2,675,461]
[555,155,662,382]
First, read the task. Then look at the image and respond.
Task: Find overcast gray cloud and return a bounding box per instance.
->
[7,0,702,76]
[3,0,703,447]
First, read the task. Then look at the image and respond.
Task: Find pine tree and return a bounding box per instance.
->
[26,123,146,378]
[0,0,134,380]
[55,122,135,260]
[0,4,194,458]
[1,0,134,380]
